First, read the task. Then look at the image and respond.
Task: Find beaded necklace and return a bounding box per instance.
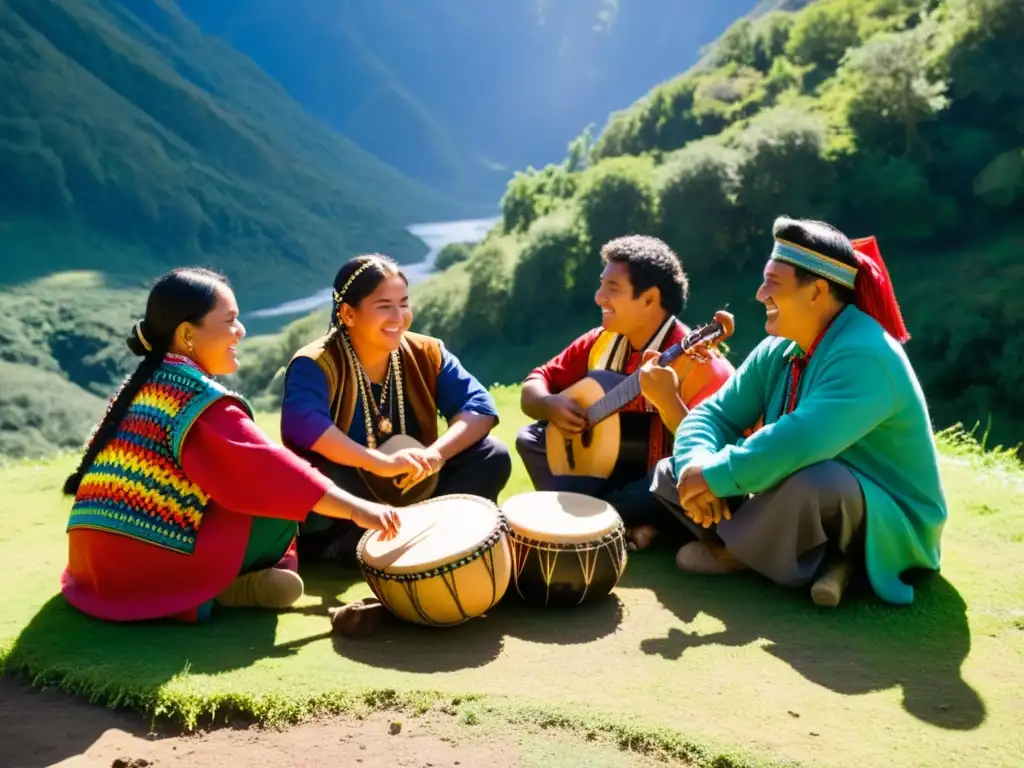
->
[341,331,406,449]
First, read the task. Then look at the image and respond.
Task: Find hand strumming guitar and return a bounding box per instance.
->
[541,393,587,435]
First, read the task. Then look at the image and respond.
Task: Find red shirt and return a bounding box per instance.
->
[61,400,331,622]
[525,323,735,411]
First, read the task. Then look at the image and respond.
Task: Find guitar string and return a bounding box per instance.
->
[584,320,725,426]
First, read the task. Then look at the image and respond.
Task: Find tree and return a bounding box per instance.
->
[655,141,742,275]
[432,242,473,272]
[973,149,1024,210]
[500,169,541,233]
[942,0,1024,106]
[575,156,658,253]
[731,107,834,269]
[708,12,796,72]
[840,23,950,155]
[566,123,595,172]
[785,0,862,76]
[508,213,584,344]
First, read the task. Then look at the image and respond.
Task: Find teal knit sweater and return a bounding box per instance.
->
[670,306,947,605]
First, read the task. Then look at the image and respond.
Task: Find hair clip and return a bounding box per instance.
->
[134,321,152,352]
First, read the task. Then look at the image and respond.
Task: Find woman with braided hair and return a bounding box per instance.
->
[61,267,400,623]
[280,254,511,564]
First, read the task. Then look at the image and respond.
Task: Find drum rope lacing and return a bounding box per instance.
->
[355,495,511,582]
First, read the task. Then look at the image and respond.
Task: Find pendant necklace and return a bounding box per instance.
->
[343,332,405,448]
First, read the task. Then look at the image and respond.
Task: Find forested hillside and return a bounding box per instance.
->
[0,0,467,459]
[178,0,777,201]
[0,0,473,303]
[241,0,1024,452]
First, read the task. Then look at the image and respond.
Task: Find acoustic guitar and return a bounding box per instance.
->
[544,317,727,484]
[358,433,440,507]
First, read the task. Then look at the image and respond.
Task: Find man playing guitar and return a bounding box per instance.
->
[516,234,735,550]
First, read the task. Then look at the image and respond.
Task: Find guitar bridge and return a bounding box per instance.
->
[564,438,576,470]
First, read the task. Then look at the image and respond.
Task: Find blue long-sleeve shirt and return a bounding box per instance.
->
[280,342,498,451]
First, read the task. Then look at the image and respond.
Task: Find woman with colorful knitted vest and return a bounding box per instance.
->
[61,268,401,623]
[280,254,512,565]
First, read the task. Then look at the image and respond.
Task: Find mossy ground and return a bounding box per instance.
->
[1,389,1021,767]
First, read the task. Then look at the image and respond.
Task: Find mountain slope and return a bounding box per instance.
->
[0,0,476,305]
[178,0,764,202]
[236,0,1024,453]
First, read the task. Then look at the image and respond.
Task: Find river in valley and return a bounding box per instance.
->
[249,216,500,319]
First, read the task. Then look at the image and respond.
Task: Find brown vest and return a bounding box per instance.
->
[286,328,443,450]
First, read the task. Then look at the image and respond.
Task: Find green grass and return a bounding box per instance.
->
[1,388,1022,768]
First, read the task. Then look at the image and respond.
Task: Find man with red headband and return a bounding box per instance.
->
[651,216,947,607]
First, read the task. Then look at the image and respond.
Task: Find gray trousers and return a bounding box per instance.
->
[650,457,865,587]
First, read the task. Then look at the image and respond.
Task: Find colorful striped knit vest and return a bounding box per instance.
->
[67,355,253,555]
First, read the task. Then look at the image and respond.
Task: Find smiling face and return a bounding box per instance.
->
[756,259,833,345]
[177,285,245,375]
[341,274,412,354]
[594,260,656,337]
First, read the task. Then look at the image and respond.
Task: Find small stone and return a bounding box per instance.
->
[788,711,800,718]
[389,721,402,735]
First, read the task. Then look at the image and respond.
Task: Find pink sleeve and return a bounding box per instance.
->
[180,399,331,521]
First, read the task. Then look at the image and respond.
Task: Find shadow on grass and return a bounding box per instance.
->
[323,565,625,673]
[626,548,985,732]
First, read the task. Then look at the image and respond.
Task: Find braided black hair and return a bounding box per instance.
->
[62,267,228,496]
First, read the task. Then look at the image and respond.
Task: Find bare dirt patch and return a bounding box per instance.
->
[0,679,662,768]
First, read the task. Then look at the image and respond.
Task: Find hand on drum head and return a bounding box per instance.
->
[351,499,402,540]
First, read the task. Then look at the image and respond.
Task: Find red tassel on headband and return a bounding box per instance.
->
[850,236,910,344]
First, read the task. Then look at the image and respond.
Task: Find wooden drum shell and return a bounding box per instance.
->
[508,521,628,608]
[355,496,513,628]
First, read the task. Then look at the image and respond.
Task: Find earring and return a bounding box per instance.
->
[186,338,195,356]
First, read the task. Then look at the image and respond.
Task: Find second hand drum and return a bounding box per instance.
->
[356,494,513,627]
[501,490,628,608]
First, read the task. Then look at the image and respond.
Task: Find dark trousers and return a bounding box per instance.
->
[297,435,512,564]
[514,421,688,539]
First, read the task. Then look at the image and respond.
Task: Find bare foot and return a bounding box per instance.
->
[626,524,659,551]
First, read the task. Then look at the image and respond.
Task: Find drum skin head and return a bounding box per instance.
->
[360,494,501,573]
[502,491,622,544]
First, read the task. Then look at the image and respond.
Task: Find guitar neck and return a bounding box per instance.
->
[584,320,724,427]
